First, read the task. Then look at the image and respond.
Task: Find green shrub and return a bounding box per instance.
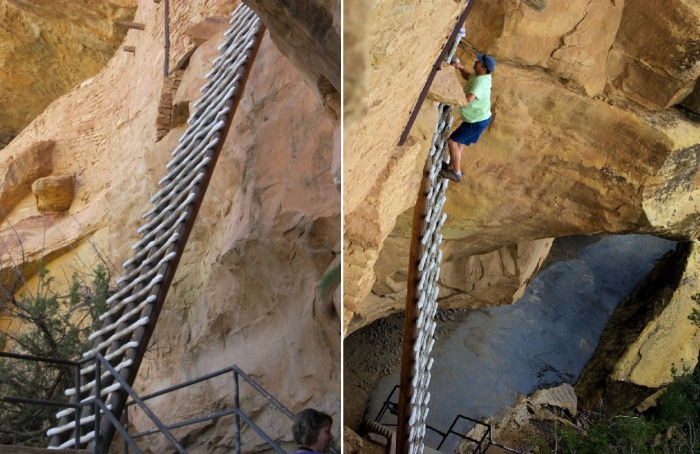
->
[0,263,110,446]
[544,366,700,453]
[689,294,700,329]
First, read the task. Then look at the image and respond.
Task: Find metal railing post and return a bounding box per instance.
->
[1,349,294,453]
[94,358,102,454]
[95,354,186,453]
[124,404,130,454]
[75,361,82,450]
[233,370,241,454]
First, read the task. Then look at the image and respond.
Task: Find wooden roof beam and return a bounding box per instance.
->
[114,20,145,30]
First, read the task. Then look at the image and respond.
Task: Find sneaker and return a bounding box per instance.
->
[439,168,462,183]
[441,161,449,171]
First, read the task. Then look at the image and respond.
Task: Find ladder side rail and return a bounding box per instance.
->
[47,5,265,451]
[98,235,182,448]
[99,18,266,452]
[398,0,477,145]
[395,0,473,444]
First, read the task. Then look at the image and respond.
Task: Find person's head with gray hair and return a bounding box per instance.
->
[292,408,334,453]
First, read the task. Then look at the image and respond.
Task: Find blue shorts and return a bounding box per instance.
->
[449,117,491,145]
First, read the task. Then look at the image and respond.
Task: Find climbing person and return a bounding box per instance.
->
[292,408,335,453]
[439,53,496,183]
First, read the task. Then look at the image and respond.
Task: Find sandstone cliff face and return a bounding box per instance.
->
[245,0,341,120]
[0,0,136,149]
[343,0,700,398]
[576,241,700,410]
[0,0,339,450]
[344,0,700,342]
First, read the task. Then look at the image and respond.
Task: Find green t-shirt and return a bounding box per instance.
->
[459,73,492,123]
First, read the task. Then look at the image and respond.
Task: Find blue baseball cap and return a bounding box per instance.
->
[477,53,496,72]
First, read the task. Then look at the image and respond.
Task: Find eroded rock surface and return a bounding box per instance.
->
[0,0,136,148]
[0,140,54,218]
[343,0,700,334]
[245,0,341,119]
[576,241,700,411]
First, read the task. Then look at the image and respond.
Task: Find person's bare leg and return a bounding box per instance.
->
[447,139,462,174]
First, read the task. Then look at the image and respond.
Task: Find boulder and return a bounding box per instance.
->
[32,175,75,213]
[427,63,467,107]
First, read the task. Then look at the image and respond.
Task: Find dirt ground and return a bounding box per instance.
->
[343,309,587,454]
[343,308,472,432]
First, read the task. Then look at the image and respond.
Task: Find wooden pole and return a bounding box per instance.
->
[395,160,432,454]
[398,0,476,146]
[97,20,266,454]
[114,20,145,30]
[164,0,170,76]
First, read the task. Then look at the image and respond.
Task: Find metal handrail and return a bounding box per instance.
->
[123,365,295,454]
[93,353,186,453]
[0,350,84,449]
[92,397,143,454]
[128,365,293,418]
[234,409,286,454]
[375,384,522,454]
[0,350,83,366]
[436,414,490,453]
[0,351,185,452]
[130,408,237,439]
[0,351,294,454]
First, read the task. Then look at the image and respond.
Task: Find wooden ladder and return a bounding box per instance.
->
[47,5,265,451]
